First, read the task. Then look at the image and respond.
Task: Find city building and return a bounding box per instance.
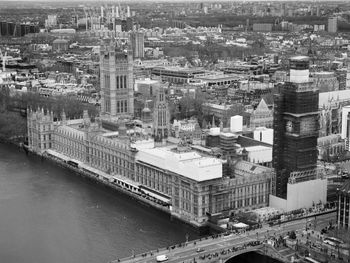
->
[249,98,273,129]
[134,78,160,98]
[337,180,350,228]
[52,39,69,52]
[328,17,338,33]
[237,145,272,167]
[271,56,327,211]
[253,127,273,145]
[151,67,206,84]
[202,103,243,127]
[172,119,202,144]
[45,15,58,28]
[319,90,350,137]
[100,40,134,117]
[312,72,339,92]
[134,144,275,223]
[140,101,153,123]
[195,73,243,87]
[252,23,273,32]
[341,106,350,150]
[336,68,347,90]
[131,31,144,59]
[317,134,345,161]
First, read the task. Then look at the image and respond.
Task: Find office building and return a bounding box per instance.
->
[131,31,144,59]
[328,17,338,33]
[100,40,134,117]
[281,3,286,16]
[45,15,58,28]
[252,23,273,32]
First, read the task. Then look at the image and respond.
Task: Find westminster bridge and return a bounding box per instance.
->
[113,211,336,263]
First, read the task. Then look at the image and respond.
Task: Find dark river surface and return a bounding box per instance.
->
[0,144,200,263]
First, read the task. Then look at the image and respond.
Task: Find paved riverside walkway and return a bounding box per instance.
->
[113,211,336,263]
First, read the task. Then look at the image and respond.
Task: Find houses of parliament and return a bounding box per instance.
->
[27,40,275,226]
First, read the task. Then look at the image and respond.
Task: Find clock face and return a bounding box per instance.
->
[286,121,293,132]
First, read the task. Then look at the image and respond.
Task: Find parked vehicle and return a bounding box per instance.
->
[156,255,169,262]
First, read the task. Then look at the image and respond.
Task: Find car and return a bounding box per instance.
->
[156,255,169,262]
[196,248,205,253]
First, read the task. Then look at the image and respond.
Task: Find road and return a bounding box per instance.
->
[116,211,336,263]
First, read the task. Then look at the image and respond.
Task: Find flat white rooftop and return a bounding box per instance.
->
[135,145,223,182]
[135,78,160,85]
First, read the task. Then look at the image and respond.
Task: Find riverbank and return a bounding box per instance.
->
[0,143,202,262]
[25,147,211,235]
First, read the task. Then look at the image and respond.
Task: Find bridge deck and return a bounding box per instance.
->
[114,210,336,263]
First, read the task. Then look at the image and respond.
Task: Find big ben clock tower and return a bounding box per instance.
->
[273,56,319,199]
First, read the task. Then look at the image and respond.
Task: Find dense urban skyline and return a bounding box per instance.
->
[0,0,350,262]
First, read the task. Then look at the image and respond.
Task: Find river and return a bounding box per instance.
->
[0,144,199,263]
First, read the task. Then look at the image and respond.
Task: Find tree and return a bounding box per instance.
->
[289,231,297,240]
[13,92,98,120]
[176,90,207,122]
[0,112,27,140]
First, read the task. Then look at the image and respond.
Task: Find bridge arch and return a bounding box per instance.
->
[224,249,283,263]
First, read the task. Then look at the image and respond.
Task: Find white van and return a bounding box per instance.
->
[156,255,169,262]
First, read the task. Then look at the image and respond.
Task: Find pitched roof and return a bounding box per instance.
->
[261,93,274,106]
[256,98,269,112]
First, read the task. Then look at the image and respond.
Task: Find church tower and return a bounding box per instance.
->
[153,86,170,146]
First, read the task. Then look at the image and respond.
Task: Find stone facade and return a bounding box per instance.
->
[250,98,273,129]
[100,40,134,117]
[27,109,275,225]
[27,108,55,153]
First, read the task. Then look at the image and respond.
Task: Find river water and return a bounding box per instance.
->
[0,144,199,263]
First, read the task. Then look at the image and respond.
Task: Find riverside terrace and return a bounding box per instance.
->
[114,210,336,263]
